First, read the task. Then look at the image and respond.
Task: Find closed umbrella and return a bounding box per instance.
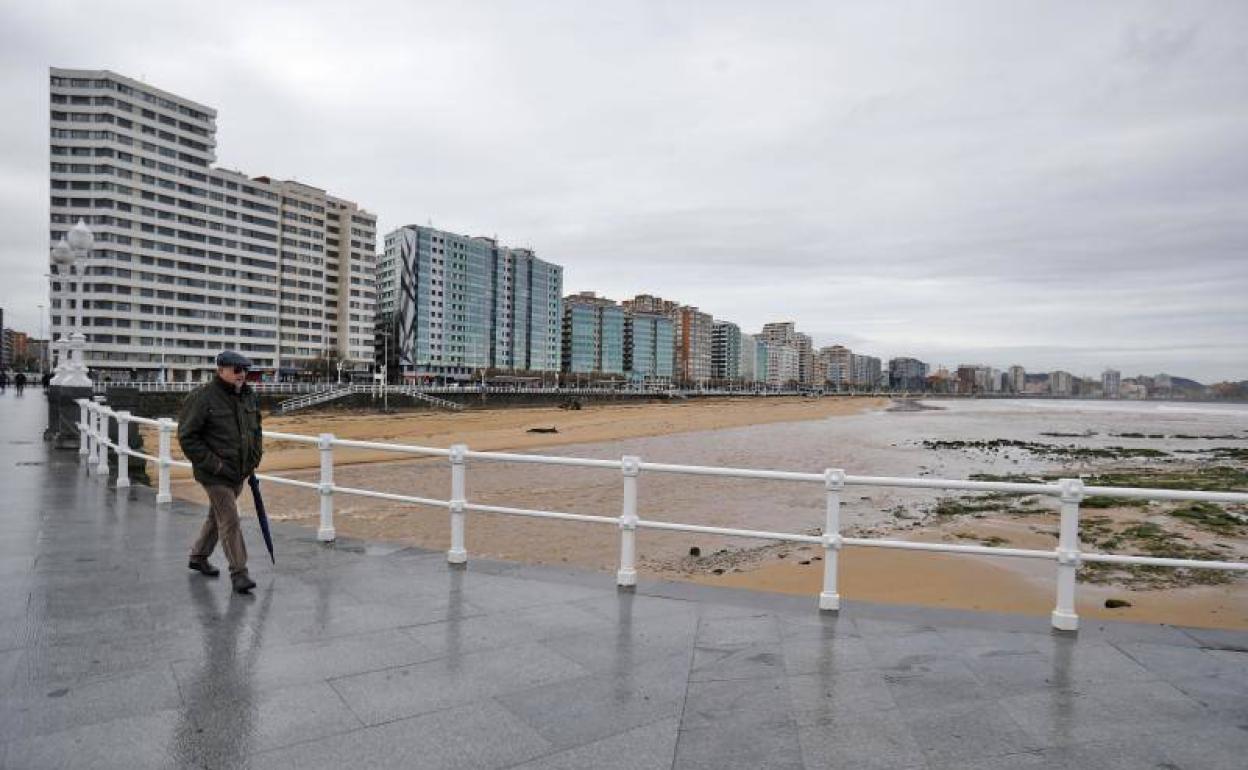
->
[247,474,276,564]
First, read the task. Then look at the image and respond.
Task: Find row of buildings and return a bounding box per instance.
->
[929,365,1179,399]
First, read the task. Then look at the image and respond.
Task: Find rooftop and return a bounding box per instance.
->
[1,392,1245,769]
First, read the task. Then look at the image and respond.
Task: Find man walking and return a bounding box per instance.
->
[178,351,264,594]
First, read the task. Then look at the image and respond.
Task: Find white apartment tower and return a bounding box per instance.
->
[48,68,375,382]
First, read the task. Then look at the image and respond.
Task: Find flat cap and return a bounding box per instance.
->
[215,350,253,368]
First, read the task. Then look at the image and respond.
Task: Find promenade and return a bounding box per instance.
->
[1,390,1246,769]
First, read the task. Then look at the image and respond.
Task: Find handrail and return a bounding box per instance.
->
[75,397,1248,632]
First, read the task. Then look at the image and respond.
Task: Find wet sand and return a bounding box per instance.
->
[154,396,885,474]
[697,545,1248,629]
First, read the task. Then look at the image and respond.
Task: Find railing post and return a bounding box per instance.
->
[156,418,174,504]
[617,455,641,589]
[317,432,336,542]
[820,469,846,612]
[86,400,102,471]
[115,411,131,488]
[447,444,468,565]
[77,399,90,459]
[1051,478,1084,632]
[95,406,111,476]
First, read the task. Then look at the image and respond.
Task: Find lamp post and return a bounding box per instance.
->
[49,219,95,387]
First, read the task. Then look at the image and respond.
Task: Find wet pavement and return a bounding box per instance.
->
[1,388,1246,769]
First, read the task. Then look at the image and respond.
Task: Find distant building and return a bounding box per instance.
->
[1120,380,1147,400]
[820,345,853,389]
[889,357,928,391]
[1008,365,1026,394]
[851,354,882,389]
[711,321,741,381]
[738,334,768,385]
[1050,370,1073,396]
[623,295,711,385]
[1102,369,1121,399]
[956,365,981,394]
[760,322,814,386]
[561,292,624,376]
[767,344,799,387]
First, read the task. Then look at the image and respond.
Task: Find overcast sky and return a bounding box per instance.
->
[2,1,1245,381]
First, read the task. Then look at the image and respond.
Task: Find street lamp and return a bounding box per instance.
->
[49,219,95,387]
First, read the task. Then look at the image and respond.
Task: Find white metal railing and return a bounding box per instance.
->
[103,381,862,398]
[74,398,1248,632]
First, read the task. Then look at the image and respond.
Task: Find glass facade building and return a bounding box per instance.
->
[625,312,674,383]
[711,321,741,381]
[379,225,562,379]
[561,292,625,375]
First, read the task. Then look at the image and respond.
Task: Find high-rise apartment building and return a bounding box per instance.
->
[1102,369,1121,399]
[624,311,674,384]
[48,68,376,381]
[711,321,741,381]
[677,307,713,385]
[767,344,799,387]
[850,354,882,389]
[738,335,768,385]
[889,357,928,391]
[760,322,815,385]
[378,225,562,379]
[1008,365,1026,394]
[819,345,852,389]
[562,292,624,376]
[1049,370,1074,396]
[622,295,710,385]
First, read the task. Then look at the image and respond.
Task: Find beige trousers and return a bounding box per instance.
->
[190,483,248,576]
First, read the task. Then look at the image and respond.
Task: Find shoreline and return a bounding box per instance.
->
[691,542,1248,629]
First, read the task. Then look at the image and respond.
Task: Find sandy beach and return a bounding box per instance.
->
[153,395,884,474]
[152,396,1248,630]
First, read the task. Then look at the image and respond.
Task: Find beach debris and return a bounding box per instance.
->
[1104,598,1132,609]
[712,568,725,575]
[689,546,701,557]
[526,426,559,434]
[798,560,811,565]
[777,552,788,559]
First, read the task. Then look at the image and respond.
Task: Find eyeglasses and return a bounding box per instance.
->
[232,366,249,375]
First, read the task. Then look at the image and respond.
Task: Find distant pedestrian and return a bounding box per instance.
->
[0,371,7,393]
[41,372,52,388]
[14,373,26,395]
[178,351,264,594]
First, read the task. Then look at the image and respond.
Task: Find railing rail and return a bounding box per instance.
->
[75,398,1248,632]
[102,381,860,397]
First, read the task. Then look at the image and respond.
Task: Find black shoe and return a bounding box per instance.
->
[232,572,257,594]
[188,557,220,577]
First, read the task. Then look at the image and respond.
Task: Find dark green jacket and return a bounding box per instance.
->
[177,378,264,487]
